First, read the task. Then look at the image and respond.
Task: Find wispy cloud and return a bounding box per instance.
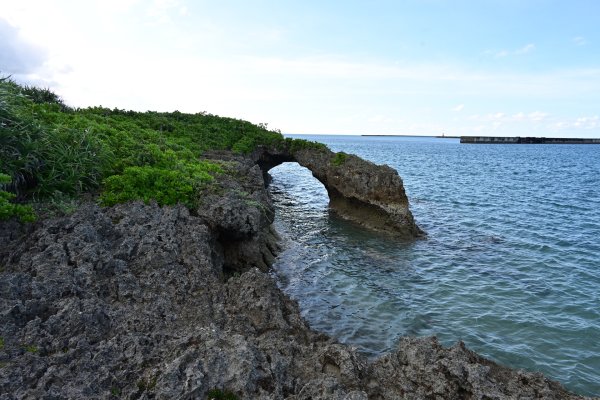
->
[484,43,535,58]
[528,111,548,122]
[368,115,395,123]
[515,43,535,54]
[574,116,599,129]
[549,116,599,132]
[573,36,587,46]
[468,111,547,123]
[145,0,189,25]
[2,1,599,137]
[483,49,509,58]
[458,111,600,137]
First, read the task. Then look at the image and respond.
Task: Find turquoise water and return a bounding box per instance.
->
[269,135,600,396]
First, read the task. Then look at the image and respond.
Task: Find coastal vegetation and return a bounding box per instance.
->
[331,151,348,166]
[0,77,323,221]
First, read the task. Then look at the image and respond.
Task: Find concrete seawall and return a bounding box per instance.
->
[461,136,600,144]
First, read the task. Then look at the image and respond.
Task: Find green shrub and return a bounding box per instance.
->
[286,137,328,153]
[100,161,220,208]
[0,173,35,222]
[331,152,348,166]
[3,77,327,215]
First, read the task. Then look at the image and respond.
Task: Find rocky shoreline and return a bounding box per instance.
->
[0,152,588,399]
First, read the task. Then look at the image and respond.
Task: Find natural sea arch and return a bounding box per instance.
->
[251,144,423,239]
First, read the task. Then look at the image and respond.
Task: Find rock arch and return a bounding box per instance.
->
[252,144,424,239]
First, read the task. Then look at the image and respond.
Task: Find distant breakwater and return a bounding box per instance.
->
[461,136,600,144]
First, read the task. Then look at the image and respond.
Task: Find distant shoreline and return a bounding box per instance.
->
[361,134,461,138]
[461,136,600,144]
[288,133,600,142]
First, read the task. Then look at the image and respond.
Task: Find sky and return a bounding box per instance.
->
[1,0,600,137]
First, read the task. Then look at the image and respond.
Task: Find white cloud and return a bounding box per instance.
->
[528,111,548,122]
[482,49,508,58]
[574,116,599,129]
[456,111,600,137]
[484,43,535,58]
[93,0,142,14]
[145,0,188,25]
[368,115,395,123]
[1,1,599,137]
[512,112,526,121]
[468,111,547,123]
[515,43,535,55]
[573,36,587,46]
[548,116,599,132]
[0,18,47,75]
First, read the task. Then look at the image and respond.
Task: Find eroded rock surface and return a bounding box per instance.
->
[197,152,280,273]
[0,152,587,399]
[253,144,424,239]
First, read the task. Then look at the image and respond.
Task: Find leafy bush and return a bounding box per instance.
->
[331,151,348,166]
[0,173,35,222]
[0,77,330,215]
[286,137,328,153]
[100,161,220,208]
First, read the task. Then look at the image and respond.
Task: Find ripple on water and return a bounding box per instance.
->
[270,138,600,397]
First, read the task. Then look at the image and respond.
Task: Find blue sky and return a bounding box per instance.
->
[1,0,599,136]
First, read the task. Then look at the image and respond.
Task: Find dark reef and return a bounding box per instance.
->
[0,152,587,399]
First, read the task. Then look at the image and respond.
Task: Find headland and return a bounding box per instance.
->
[0,78,587,399]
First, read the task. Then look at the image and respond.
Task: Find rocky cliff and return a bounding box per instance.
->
[0,152,586,399]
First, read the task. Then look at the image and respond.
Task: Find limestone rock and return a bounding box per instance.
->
[253,144,424,239]
[197,152,280,273]
[0,151,586,399]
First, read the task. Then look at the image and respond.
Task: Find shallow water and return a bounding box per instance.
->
[269,135,600,396]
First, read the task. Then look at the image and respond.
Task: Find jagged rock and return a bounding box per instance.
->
[369,337,581,399]
[0,151,587,399]
[197,152,280,273]
[252,144,424,239]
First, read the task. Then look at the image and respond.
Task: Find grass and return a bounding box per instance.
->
[0,77,328,221]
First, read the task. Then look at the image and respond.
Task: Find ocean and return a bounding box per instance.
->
[269,135,600,396]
